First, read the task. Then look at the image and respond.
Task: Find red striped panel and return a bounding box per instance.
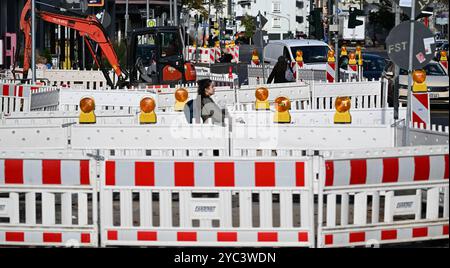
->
[412,227,428,238]
[217,232,237,242]
[81,233,91,243]
[177,232,197,241]
[382,158,399,183]
[14,86,23,97]
[135,162,155,186]
[414,93,429,109]
[349,232,366,243]
[444,155,449,180]
[255,162,275,187]
[443,225,449,235]
[105,161,116,186]
[43,233,62,243]
[296,162,305,187]
[381,230,397,240]
[412,112,426,127]
[107,230,118,240]
[350,160,367,185]
[5,159,23,184]
[137,231,157,241]
[2,84,9,96]
[42,160,61,185]
[298,232,308,242]
[174,162,195,187]
[214,162,235,187]
[5,232,24,242]
[257,232,278,242]
[324,234,333,245]
[325,161,334,187]
[80,160,90,185]
[414,156,430,181]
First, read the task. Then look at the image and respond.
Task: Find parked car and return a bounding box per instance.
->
[435,42,449,61]
[383,60,449,106]
[263,39,330,70]
[339,53,387,81]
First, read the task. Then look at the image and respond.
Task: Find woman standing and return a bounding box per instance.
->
[267,56,295,84]
[184,79,228,125]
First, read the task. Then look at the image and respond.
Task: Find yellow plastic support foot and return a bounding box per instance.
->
[273,111,291,124]
[79,111,96,124]
[140,112,157,124]
[334,112,352,124]
[255,100,270,110]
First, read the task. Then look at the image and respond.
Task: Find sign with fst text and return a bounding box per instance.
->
[386,21,436,70]
[88,0,104,7]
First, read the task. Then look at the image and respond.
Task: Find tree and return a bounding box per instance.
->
[241,14,256,44]
[182,0,225,18]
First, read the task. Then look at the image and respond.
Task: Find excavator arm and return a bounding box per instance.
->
[20,0,128,88]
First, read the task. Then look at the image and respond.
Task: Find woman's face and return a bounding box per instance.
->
[205,82,216,96]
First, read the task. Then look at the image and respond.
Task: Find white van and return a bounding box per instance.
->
[263,39,330,70]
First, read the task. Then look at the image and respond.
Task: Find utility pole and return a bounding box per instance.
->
[393,2,401,121]
[405,0,416,145]
[169,0,173,25]
[125,0,129,38]
[31,0,36,83]
[334,0,338,81]
[174,0,178,25]
[146,0,149,22]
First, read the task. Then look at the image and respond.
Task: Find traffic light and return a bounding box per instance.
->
[308,8,323,40]
[348,7,364,29]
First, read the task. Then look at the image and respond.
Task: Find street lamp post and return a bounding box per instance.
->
[267,12,291,39]
[31,0,36,83]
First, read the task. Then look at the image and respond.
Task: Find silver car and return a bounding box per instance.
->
[383,61,449,105]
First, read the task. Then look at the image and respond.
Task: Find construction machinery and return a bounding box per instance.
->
[19,0,196,88]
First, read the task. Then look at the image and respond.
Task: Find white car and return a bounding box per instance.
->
[384,61,449,105]
[263,39,330,71]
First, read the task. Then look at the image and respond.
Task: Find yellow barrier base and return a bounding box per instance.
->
[334,112,352,124]
[79,112,96,124]
[255,100,270,110]
[140,112,157,124]
[273,111,291,123]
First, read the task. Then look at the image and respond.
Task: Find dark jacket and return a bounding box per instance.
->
[267,62,293,84]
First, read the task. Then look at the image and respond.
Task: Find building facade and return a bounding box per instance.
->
[234,0,310,40]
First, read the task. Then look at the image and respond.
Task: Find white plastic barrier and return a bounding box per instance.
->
[317,146,449,248]
[30,87,157,113]
[310,80,384,109]
[0,150,98,247]
[32,69,112,89]
[1,82,32,114]
[99,157,315,247]
[0,120,230,157]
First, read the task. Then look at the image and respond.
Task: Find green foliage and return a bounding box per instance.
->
[182,0,225,17]
[241,14,256,40]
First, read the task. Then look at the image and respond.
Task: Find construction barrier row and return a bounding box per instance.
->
[1,79,387,115]
[0,144,447,247]
[186,46,240,64]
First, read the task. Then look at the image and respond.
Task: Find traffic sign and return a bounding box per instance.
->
[395,0,432,19]
[257,11,268,29]
[386,21,436,70]
[147,19,157,28]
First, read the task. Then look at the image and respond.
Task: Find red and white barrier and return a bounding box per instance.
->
[412,92,430,129]
[100,158,315,247]
[0,152,98,247]
[318,149,449,248]
[326,62,336,83]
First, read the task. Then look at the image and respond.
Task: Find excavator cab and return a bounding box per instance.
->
[127,27,196,86]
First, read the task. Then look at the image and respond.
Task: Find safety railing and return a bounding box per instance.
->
[99,157,315,247]
[0,150,98,247]
[317,146,449,248]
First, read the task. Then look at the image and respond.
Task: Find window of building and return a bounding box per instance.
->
[297,1,304,9]
[296,16,304,24]
[272,2,281,13]
[272,17,281,28]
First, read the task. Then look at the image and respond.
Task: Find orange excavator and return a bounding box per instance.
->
[19,0,196,88]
